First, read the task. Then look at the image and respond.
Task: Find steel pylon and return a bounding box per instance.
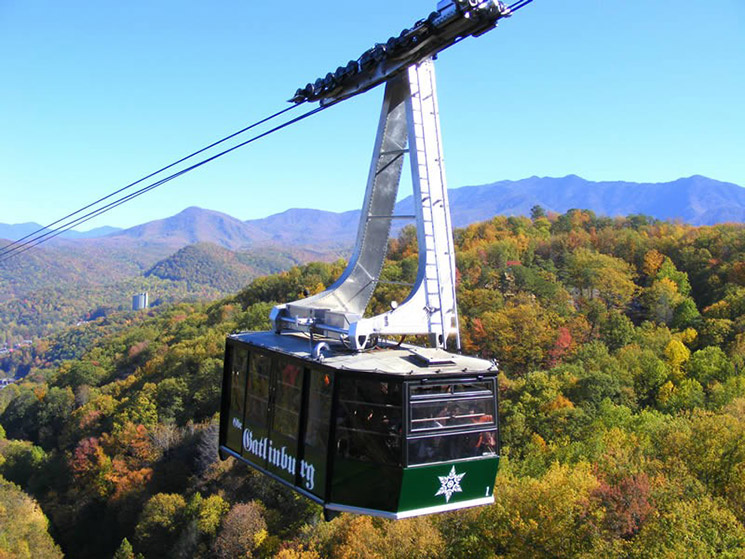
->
[271,58,460,351]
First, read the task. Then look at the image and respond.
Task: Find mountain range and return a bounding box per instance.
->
[444,175,745,227]
[0,223,122,241]
[1,174,743,342]
[2,175,743,251]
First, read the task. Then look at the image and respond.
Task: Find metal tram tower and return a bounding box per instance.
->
[272,0,525,350]
[272,60,460,350]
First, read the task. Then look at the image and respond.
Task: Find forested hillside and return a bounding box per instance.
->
[0,238,341,346]
[1,209,745,559]
[145,243,306,292]
[0,276,225,345]
[0,475,63,559]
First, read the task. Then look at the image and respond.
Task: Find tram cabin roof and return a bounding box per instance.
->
[228,331,497,378]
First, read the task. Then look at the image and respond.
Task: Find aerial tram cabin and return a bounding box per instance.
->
[219,0,524,519]
[220,333,498,518]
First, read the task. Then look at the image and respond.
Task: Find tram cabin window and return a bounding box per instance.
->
[242,352,271,459]
[335,378,402,466]
[407,379,498,465]
[301,369,334,497]
[274,360,303,435]
[223,346,249,454]
[268,359,305,483]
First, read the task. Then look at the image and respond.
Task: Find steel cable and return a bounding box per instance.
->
[0,103,301,259]
[0,103,329,263]
[507,0,534,14]
[1,1,535,263]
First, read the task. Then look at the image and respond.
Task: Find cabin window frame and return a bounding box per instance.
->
[331,374,404,468]
[263,356,306,483]
[298,365,335,498]
[404,376,499,467]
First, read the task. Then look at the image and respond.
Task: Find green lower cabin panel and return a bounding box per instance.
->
[330,459,403,512]
[398,457,499,515]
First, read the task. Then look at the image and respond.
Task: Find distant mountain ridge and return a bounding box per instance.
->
[444,175,745,227]
[0,223,122,242]
[105,175,744,249]
[1,174,743,343]
[2,175,743,253]
[107,206,274,250]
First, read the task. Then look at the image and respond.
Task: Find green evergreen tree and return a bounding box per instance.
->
[113,537,135,559]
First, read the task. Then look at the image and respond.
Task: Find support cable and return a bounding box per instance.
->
[2,1,535,263]
[507,0,534,14]
[0,103,301,258]
[0,103,328,263]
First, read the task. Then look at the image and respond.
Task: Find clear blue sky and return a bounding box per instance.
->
[1,0,743,229]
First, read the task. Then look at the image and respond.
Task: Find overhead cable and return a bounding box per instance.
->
[2,1,535,263]
[0,103,301,259]
[0,103,328,263]
[507,0,534,14]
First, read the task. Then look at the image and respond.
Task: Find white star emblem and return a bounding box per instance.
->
[435,466,466,503]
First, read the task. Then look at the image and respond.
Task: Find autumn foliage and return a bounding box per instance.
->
[1,209,745,558]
